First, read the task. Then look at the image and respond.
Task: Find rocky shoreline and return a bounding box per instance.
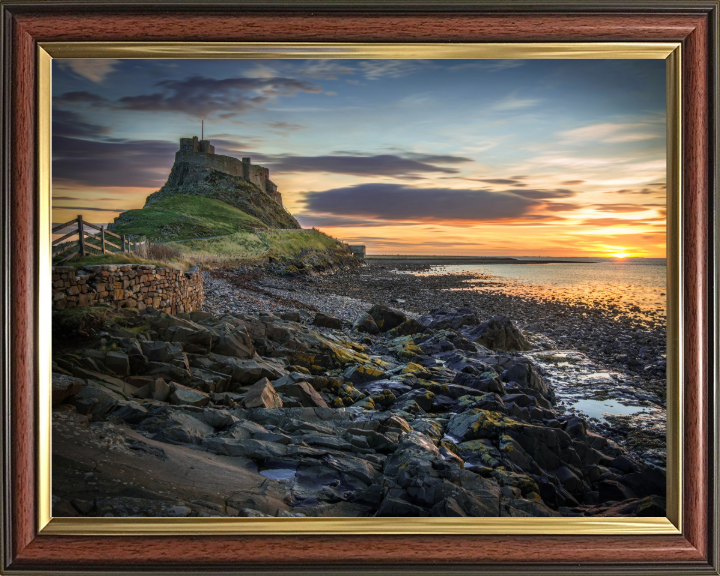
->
[51,258,667,518]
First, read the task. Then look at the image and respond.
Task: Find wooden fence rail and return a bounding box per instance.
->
[51,215,141,265]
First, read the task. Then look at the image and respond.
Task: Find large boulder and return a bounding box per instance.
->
[137,410,214,445]
[103,351,130,376]
[502,362,550,398]
[111,401,149,424]
[352,313,379,335]
[169,382,210,407]
[312,313,342,330]
[68,380,123,415]
[141,341,182,363]
[212,326,255,358]
[462,316,531,351]
[419,307,480,330]
[163,325,214,354]
[244,378,283,409]
[275,380,328,408]
[387,318,427,338]
[368,304,407,332]
[52,373,84,405]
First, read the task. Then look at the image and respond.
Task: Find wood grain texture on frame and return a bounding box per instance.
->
[1,3,718,574]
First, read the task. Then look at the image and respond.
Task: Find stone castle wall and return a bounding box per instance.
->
[174,150,281,205]
[175,150,244,178]
[52,264,204,315]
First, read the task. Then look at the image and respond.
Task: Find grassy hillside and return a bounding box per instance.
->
[171,229,350,264]
[142,162,301,230]
[108,195,268,241]
[64,227,358,273]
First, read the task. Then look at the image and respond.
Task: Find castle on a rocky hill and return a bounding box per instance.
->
[177,136,283,206]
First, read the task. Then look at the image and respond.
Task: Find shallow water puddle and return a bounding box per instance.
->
[527,348,666,467]
[259,468,296,480]
[568,398,647,420]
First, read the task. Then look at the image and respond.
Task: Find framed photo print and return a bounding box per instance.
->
[1,1,718,574]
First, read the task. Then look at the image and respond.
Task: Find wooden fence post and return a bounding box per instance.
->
[77,214,85,257]
[122,234,126,253]
[101,225,106,254]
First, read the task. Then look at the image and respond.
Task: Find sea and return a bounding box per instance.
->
[419,257,667,321]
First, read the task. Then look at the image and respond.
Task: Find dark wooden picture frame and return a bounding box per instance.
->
[1,1,718,573]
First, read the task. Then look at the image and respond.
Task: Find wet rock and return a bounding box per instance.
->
[137,410,214,445]
[395,389,435,412]
[52,373,84,405]
[275,380,329,408]
[353,313,379,334]
[343,364,387,385]
[502,362,550,398]
[313,312,343,330]
[69,380,123,415]
[419,307,480,331]
[387,318,427,338]
[151,378,171,402]
[619,465,666,497]
[169,383,210,407]
[376,497,427,517]
[244,378,283,409]
[454,372,506,395]
[112,401,149,424]
[104,351,130,376]
[564,416,587,440]
[552,465,584,494]
[463,316,531,351]
[356,380,412,398]
[368,304,407,332]
[52,497,79,517]
[213,326,255,359]
[597,479,637,502]
[458,439,502,468]
[608,455,640,474]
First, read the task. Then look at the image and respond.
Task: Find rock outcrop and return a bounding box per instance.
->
[137,160,300,230]
[51,304,666,519]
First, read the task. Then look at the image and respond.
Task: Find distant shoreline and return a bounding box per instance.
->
[365,255,598,265]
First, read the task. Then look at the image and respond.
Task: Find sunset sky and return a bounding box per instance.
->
[52,58,666,257]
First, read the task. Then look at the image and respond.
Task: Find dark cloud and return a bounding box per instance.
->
[55,91,108,105]
[53,135,177,188]
[53,109,110,139]
[591,203,659,213]
[269,154,468,176]
[480,178,522,185]
[115,75,323,118]
[402,153,473,164]
[302,183,538,222]
[508,189,577,200]
[541,202,582,212]
[579,218,654,227]
[266,121,306,132]
[295,215,416,228]
[561,180,585,185]
[613,187,660,195]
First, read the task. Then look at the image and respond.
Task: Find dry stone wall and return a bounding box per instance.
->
[52,264,204,314]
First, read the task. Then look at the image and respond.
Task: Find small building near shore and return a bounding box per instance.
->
[348,245,366,259]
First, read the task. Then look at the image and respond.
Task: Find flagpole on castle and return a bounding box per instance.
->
[202,119,204,141]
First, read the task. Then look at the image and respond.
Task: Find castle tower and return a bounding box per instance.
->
[179,136,215,154]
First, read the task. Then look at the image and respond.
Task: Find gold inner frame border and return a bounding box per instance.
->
[37,42,682,536]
